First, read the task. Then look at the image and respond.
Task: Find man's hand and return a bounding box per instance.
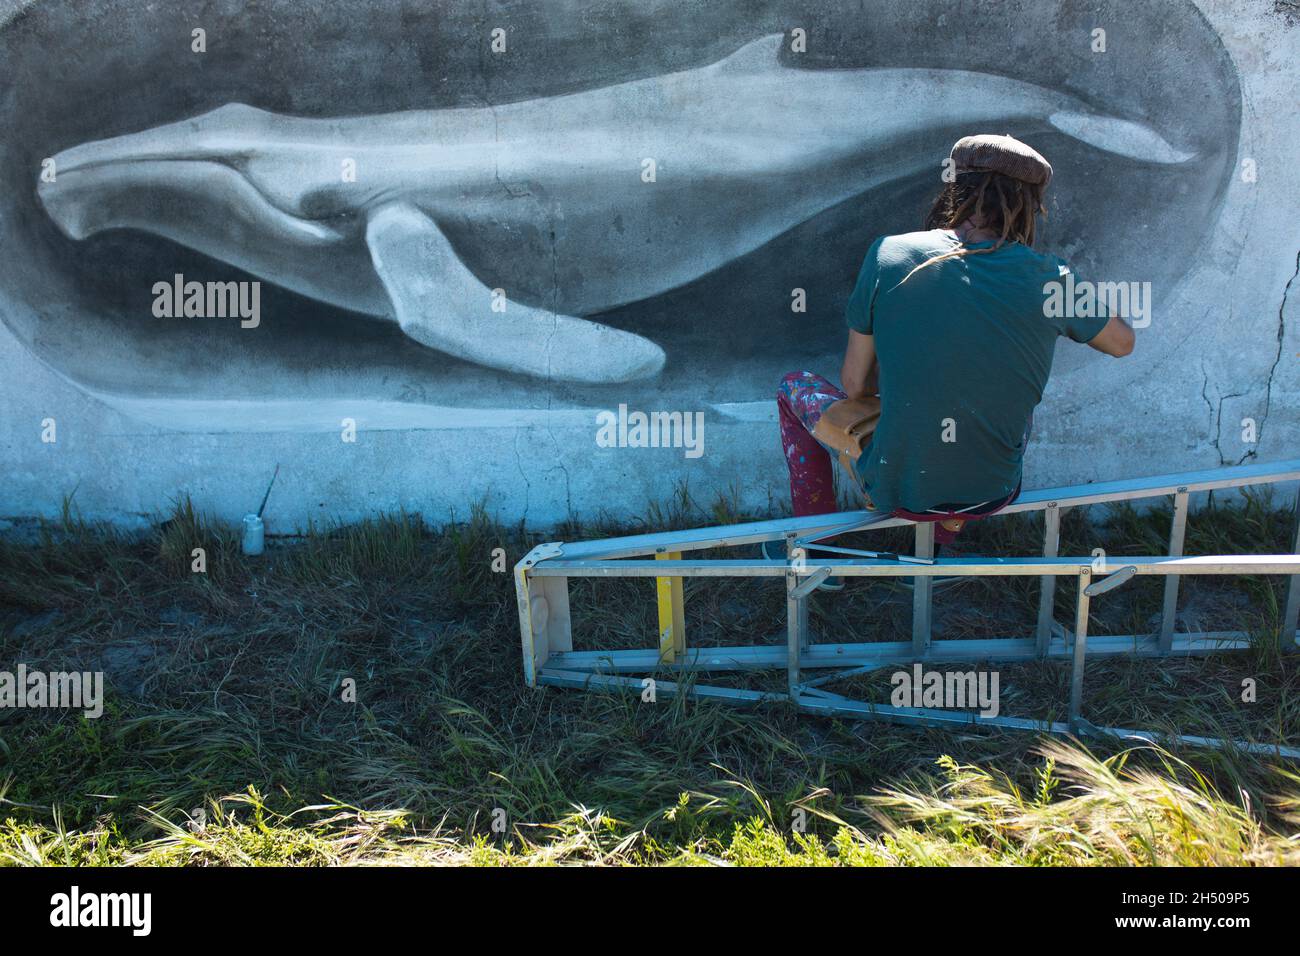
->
[1086,315,1135,357]
[841,329,880,399]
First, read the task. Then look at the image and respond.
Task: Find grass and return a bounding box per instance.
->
[0,485,1297,866]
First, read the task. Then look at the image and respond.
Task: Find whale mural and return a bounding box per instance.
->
[37,35,1192,386]
[0,0,1241,432]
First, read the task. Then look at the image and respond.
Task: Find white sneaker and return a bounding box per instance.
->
[761,540,844,591]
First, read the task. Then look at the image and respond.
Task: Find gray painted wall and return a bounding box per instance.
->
[0,0,1296,532]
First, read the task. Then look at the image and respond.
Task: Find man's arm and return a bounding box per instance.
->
[841,329,879,399]
[1085,315,1136,357]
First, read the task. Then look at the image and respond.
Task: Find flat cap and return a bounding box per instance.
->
[950,134,1052,187]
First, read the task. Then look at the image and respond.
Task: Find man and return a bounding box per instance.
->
[774,134,1134,586]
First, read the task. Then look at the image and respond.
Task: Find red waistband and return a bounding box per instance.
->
[892,481,1022,523]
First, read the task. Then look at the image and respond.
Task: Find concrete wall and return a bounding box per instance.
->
[0,0,1296,533]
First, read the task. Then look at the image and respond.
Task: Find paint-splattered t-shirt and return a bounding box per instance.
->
[844,229,1107,513]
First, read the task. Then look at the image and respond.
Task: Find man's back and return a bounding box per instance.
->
[844,228,1107,513]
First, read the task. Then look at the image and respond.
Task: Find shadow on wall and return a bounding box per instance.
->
[0,0,1240,430]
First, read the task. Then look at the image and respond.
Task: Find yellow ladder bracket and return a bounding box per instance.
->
[655,551,686,663]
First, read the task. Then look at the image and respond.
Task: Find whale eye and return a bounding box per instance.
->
[298,187,350,222]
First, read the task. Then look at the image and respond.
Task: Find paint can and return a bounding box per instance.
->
[241,514,265,556]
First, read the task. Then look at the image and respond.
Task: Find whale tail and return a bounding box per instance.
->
[711,33,1195,167]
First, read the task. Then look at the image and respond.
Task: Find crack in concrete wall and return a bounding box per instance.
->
[1258,248,1299,452]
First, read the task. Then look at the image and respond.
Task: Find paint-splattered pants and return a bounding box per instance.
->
[776,370,852,518]
[776,370,1021,543]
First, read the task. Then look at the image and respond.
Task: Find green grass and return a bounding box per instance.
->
[0,487,1297,866]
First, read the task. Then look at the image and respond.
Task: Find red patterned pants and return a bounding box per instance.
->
[776,370,1021,543]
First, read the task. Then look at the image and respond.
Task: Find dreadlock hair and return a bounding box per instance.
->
[900,170,1047,283]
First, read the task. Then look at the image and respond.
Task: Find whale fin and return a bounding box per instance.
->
[1048,110,1194,164]
[710,33,786,74]
[364,204,666,384]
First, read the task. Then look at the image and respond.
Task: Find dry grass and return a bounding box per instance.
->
[0,485,1297,866]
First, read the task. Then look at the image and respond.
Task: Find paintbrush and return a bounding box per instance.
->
[257,464,280,519]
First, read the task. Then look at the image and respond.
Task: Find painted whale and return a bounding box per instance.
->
[38,33,1191,385]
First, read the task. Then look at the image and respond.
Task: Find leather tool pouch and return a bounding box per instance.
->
[811,397,882,507]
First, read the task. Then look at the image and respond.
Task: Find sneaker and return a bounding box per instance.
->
[760,539,843,591]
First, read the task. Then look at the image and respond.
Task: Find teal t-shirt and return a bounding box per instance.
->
[844,229,1108,513]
